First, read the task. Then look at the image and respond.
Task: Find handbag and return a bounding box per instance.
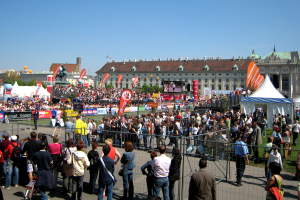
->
[63,148,74,177]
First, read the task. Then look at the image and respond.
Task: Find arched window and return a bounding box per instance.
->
[178,65,184,71]
[203,64,210,71]
[110,66,116,72]
[232,64,239,71]
[131,66,136,72]
[155,65,160,72]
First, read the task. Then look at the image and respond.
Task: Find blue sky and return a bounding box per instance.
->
[0,0,299,75]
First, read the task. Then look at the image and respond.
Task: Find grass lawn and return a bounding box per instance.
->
[255,129,299,174]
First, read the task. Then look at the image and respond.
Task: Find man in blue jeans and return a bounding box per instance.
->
[98,144,115,200]
[152,145,171,200]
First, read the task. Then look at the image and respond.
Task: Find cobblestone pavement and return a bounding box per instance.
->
[0,122,299,200]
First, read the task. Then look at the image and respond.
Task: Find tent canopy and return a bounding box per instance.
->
[240,75,293,127]
[250,75,285,98]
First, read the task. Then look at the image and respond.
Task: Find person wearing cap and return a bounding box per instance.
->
[3,135,20,189]
[234,135,249,186]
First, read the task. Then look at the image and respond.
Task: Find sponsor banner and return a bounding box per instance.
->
[96,108,107,115]
[147,102,158,108]
[138,106,145,111]
[38,110,52,119]
[82,108,97,116]
[118,89,133,116]
[0,112,4,120]
[64,110,79,117]
[5,111,32,121]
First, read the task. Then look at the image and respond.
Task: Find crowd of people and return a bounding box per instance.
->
[0,105,298,199]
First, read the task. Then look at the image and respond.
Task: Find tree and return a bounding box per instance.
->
[105,83,113,89]
[3,70,20,84]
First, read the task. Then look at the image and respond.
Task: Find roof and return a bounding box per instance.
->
[241,97,292,104]
[250,75,285,98]
[263,51,300,60]
[50,64,79,73]
[97,59,252,74]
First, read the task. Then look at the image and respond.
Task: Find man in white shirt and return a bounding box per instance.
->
[152,145,171,200]
[292,121,300,146]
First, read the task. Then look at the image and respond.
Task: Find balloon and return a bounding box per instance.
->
[23,66,28,70]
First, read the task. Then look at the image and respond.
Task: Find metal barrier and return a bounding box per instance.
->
[2,122,299,200]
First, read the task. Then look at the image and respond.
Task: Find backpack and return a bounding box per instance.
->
[11,143,22,164]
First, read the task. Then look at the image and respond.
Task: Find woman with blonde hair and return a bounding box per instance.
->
[105,138,121,164]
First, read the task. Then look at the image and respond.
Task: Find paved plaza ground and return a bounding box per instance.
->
[0,122,299,200]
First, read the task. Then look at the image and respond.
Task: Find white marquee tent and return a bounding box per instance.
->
[294,96,300,109]
[11,82,50,99]
[240,75,293,127]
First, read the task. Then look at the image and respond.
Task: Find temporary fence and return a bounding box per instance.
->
[1,122,299,199]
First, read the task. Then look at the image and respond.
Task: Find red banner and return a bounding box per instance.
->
[100,73,110,87]
[79,68,87,79]
[131,77,139,88]
[192,80,198,100]
[117,74,123,85]
[118,89,133,116]
[46,85,53,93]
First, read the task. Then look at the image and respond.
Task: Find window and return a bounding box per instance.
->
[110,66,116,72]
[198,84,201,89]
[178,65,184,71]
[155,65,160,72]
[131,66,136,72]
[218,85,222,90]
[168,74,170,76]
[205,79,208,83]
[212,85,215,90]
[218,79,221,82]
[226,85,229,90]
[212,79,215,83]
[282,75,289,91]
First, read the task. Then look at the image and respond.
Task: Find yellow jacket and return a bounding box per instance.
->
[75,119,88,135]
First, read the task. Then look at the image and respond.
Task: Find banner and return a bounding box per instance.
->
[82,108,97,116]
[131,77,139,88]
[5,111,32,121]
[97,108,108,115]
[118,89,133,116]
[117,74,123,85]
[192,80,198,100]
[246,61,264,90]
[100,73,110,87]
[64,109,79,117]
[79,68,87,79]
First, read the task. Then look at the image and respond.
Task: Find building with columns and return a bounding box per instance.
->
[249,50,300,98]
[96,59,251,94]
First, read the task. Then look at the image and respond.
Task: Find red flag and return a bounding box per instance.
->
[100,73,110,87]
[131,77,139,88]
[79,69,87,79]
[117,74,123,85]
[118,89,133,116]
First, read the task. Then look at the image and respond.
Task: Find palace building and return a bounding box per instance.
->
[96,50,300,98]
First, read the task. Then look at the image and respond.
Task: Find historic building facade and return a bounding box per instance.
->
[249,50,300,98]
[96,59,250,94]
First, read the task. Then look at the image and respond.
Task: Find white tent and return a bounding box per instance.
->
[294,96,300,109]
[240,75,293,127]
[11,86,50,99]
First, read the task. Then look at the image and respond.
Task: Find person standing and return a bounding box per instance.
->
[98,144,115,200]
[234,136,249,186]
[32,142,55,200]
[87,142,99,194]
[152,145,171,200]
[168,148,182,200]
[48,136,63,189]
[68,140,90,200]
[33,108,39,130]
[188,158,216,200]
[267,145,283,179]
[3,135,20,189]
[120,141,135,200]
[292,121,300,146]
[141,151,157,199]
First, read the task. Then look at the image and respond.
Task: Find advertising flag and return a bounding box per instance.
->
[79,68,87,79]
[118,89,133,116]
[100,73,110,87]
[131,77,139,88]
[117,74,123,85]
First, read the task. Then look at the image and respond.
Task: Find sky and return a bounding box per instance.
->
[0,0,299,75]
